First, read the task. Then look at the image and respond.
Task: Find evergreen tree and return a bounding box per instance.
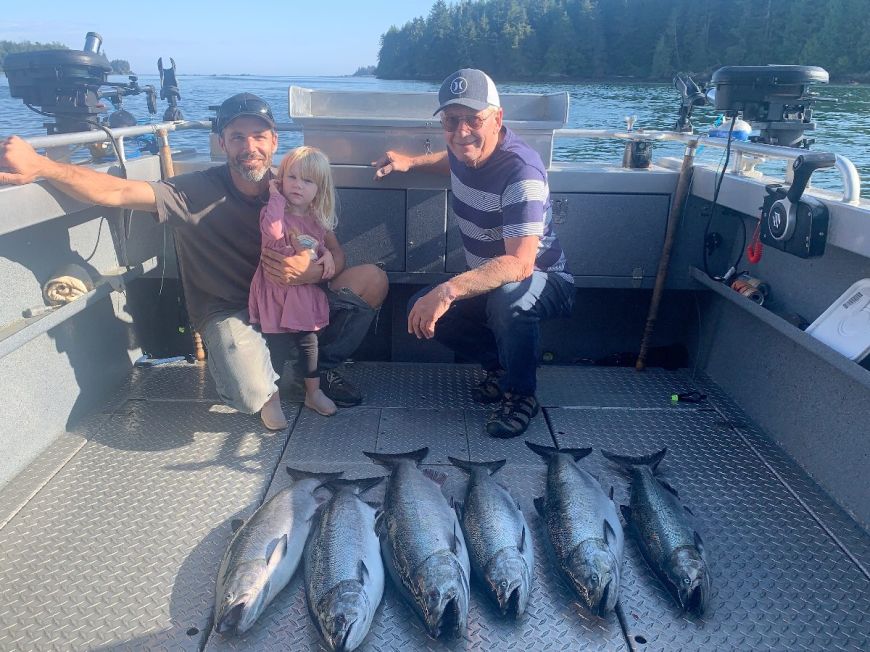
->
[373,0,869,81]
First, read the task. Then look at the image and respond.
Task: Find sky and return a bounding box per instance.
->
[2,1,440,76]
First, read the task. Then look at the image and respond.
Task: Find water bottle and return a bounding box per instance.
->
[709,115,752,141]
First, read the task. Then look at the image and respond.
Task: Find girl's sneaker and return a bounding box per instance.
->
[305,389,337,416]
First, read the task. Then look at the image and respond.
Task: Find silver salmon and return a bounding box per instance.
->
[304,476,386,652]
[213,467,341,635]
[601,448,711,616]
[363,448,470,639]
[448,457,534,617]
[527,442,624,616]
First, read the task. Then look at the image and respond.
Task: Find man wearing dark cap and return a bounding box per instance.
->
[0,93,387,430]
[373,69,574,438]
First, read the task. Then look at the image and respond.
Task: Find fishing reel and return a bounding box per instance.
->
[760,152,835,258]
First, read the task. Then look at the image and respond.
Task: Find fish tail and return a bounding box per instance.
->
[362,447,429,467]
[285,467,344,483]
[324,476,385,495]
[525,441,592,462]
[447,456,506,476]
[601,448,667,472]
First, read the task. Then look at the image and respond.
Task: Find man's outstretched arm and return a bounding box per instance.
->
[372,149,450,179]
[0,136,157,212]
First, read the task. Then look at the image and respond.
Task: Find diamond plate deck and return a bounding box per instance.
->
[0,396,291,651]
[0,363,867,651]
[548,407,870,652]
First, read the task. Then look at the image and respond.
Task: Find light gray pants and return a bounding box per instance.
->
[199,287,376,414]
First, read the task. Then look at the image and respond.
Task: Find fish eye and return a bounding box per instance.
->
[683,578,691,584]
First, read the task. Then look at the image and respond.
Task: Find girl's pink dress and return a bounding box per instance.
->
[248,185,330,333]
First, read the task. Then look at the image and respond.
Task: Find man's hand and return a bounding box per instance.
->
[372,150,413,180]
[319,249,336,280]
[261,246,316,286]
[408,283,456,339]
[0,136,51,185]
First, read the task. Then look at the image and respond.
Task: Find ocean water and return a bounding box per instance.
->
[2,74,869,198]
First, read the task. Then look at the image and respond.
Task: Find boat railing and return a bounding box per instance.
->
[20,121,862,204]
[555,128,862,205]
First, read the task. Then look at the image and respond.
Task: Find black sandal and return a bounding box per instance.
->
[472,370,504,404]
[486,393,540,438]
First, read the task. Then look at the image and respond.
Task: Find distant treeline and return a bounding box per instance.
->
[0,41,132,75]
[376,0,870,81]
[0,40,68,72]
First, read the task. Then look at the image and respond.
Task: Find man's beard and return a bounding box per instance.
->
[229,154,270,182]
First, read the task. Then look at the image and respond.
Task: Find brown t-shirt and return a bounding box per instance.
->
[149,165,269,329]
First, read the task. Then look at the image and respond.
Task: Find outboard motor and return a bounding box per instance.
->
[5,32,113,134]
[709,65,829,148]
[709,65,835,260]
[5,32,158,137]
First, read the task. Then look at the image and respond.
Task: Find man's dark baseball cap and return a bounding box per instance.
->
[434,68,501,115]
[212,93,276,133]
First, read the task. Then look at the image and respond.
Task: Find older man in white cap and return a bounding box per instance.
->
[373,69,574,438]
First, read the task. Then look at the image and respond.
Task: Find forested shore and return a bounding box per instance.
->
[376,0,870,82]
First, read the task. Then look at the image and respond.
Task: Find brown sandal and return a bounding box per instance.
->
[485,393,540,438]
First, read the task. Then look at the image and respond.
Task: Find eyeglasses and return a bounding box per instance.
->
[440,111,494,132]
[213,96,275,133]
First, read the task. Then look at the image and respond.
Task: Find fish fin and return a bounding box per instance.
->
[358,559,369,584]
[533,496,545,516]
[620,504,632,523]
[694,530,706,556]
[362,447,429,467]
[230,518,244,533]
[448,456,507,476]
[525,440,593,462]
[609,486,615,501]
[266,534,287,572]
[525,440,558,460]
[453,499,464,520]
[563,447,594,462]
[658,477,680,497]
[423,468,448,486]
[451,521,461,554]
[601,447,667,472]
[684,505,695,517]
[285,466,344,483]
[325,476,385,495]
[604,518,617,545]
[518,525,527,553]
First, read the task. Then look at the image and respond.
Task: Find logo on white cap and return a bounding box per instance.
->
[450,77,468,95]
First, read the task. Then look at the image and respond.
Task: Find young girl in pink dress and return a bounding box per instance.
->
[248,146,341,416]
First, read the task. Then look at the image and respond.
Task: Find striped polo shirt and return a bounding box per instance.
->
[448,126,571,280]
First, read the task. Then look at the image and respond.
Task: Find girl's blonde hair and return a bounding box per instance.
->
[277,146,338,230]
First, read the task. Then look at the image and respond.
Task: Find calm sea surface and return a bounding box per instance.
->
[2,74,869,198]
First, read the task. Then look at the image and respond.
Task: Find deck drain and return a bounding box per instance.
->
[634,634,647,644]
[187,627,199,636]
